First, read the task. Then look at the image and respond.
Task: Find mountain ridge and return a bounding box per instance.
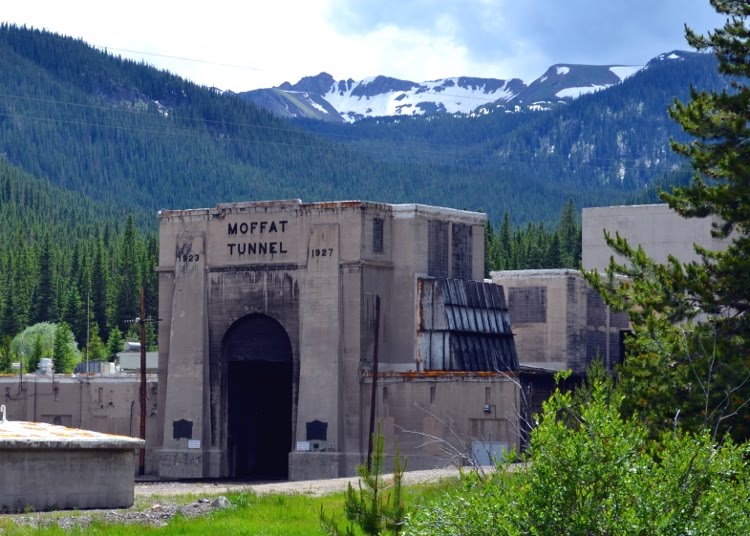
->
[236,53,693,122]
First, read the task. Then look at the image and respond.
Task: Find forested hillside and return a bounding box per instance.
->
[0,25,722,228]
[0,159,157,371]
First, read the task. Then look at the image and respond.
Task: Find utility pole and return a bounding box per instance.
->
[367,294,380,471]
[138,287,146,476]
[126,287,160,476]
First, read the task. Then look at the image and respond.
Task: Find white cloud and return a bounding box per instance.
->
[0,0,728,92]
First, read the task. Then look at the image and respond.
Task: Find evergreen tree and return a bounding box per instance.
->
[320,425,406,536]
[29,335,43,372]
[91,238,110,341]
[498,211,513,269]
[32,234,57,324]
[61,286,86,347]
[558,199,580,267]
[52,321,76,373]
[114,215,141,331]
[484,220,496,277]
[86,323,107,361]
[106,327,124,361]
[587,1,750,441]
[546,232,563,268]
[0,335,11,373]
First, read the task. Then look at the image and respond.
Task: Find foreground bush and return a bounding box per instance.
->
[404,380,750,535]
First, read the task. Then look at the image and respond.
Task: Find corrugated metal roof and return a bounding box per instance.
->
[419,278,518,372]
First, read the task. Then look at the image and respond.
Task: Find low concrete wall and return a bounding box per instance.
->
[0,417,144,512]
[0,448,138,512]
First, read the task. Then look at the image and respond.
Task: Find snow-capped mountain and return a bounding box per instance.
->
[239,58,648,123]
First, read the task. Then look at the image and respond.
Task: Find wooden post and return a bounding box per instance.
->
[139,287,146,476]
[367,294,380,471]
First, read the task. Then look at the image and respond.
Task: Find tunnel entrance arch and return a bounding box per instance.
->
[223,314,293,480]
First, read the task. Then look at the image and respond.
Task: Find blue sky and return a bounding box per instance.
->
[3,0,725,91]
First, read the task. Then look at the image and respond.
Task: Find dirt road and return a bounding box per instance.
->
[135,466,463,498]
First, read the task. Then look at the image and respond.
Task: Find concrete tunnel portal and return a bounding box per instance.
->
[223,313,293,480]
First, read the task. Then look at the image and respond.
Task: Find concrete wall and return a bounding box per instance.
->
[491,270,629,373]
[0,374,159,474]
[290,373,521,479]
[0,448,138,512]
[583,204,731,272]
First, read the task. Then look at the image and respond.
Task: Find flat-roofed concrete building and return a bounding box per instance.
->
[583,204,731,272]
[157,200,520,480]
[491,270,629,374]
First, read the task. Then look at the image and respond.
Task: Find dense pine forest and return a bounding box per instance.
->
[0,159,157,372]
[0,24,716,371]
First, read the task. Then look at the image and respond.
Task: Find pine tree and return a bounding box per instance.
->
[546,232,563,268]
[32,234,56,323]
[52,322,77,373]
[91,238,110,341]
[114,215,141,330]
[484,220,496,276]
[0,336,11,373]
[498,212,513,269]
[61,286,86,347]
[320,425,406,536]
[587,1,750,441]
[86,323,108,361]
[558,199,580,267]
[106,327,124,361]
[29,335,43,372]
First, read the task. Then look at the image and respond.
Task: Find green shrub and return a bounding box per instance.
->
[404,379,750,535]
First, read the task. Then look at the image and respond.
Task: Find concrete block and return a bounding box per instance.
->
[0,419,143,512]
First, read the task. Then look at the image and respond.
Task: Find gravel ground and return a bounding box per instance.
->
[2,466,464,531]
[135,466,462,498]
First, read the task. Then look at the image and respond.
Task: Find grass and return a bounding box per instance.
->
[0,479,459,535]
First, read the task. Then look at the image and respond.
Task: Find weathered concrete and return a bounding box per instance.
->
[491,270,629,373]
[582,204,732,272]
[157,200,519,480]
[0,414,144,512]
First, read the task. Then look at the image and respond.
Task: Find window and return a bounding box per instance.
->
[451,223,473,280]
[373,217,384,253]
[428,220,449,277]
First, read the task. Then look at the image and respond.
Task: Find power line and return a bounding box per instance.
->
[93,45,266,73]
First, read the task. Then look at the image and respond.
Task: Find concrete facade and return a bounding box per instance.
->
[491,270,630,374]
[157,200,520,480]
[582,204,732,272]
[0,414,144,512]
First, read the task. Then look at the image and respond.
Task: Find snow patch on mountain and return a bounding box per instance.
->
[307,98,328,114]
[609,66,640,81]
[555,84,609,99]
[322,76,522,121]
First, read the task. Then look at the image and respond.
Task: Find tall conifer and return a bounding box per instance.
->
[588,0,750,440]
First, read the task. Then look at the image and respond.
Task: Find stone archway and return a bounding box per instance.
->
[222,314,293,479]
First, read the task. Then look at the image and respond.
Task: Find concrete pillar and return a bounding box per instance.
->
[158,232,215,478]
[291,223,343,479]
